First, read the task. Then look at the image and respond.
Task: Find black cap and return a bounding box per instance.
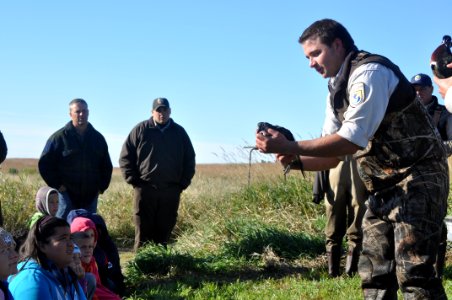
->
[410,73,432,87]
[152,98,170,111]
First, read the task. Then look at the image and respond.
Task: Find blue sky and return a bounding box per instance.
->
[0,1,450,165]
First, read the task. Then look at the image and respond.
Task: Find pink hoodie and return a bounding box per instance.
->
[70,217,98,242]
[70,217,120,300]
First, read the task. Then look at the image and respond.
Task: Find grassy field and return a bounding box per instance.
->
[1,159,451,299]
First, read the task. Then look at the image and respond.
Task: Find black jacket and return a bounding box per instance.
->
[0,131,6,164]
[425,96,450,141]
[39,122,113,206]
[119,118,195,190]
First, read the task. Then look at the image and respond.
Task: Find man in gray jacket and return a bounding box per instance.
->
[119,98,195,251]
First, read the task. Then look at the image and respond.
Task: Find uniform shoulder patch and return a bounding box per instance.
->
[350,82,366,108]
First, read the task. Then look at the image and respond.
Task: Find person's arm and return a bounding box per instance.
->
[433,63,452,98]
[257,63,397,172]
[0,131,6,164]
[38,138,63,189]
[180,129,196,190]
[434,63,452,113]
[118,127,142,186]
[276,153,341,171]
[258,129,360,158]
[98,135,113,194]
[441,112,452,156]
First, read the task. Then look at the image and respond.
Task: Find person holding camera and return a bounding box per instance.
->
[434,62,452,111]
[256,19,448,299]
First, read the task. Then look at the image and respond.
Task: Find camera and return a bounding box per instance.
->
[431,35,452,79]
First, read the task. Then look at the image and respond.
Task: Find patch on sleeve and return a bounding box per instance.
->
[350,82,366,108]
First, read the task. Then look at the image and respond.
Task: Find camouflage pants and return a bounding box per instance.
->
[358,168,448,300]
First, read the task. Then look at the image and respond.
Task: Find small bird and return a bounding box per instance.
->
[431,35,452,79]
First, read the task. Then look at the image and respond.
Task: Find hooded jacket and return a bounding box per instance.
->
[8,260,86,300]
[29,187,60,229]
[67,209,124,295]
[70,218,120,300]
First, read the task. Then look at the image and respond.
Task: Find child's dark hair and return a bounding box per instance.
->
[19,215,70,269]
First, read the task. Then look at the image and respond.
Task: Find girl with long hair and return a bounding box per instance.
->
[8,216,86,299]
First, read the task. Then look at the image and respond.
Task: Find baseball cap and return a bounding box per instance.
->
[410,73,432,86]
[152,98,170,111]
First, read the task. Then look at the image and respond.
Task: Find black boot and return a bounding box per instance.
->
[435,227,447,280]
[327,246,341,277]
[345,246,360,276]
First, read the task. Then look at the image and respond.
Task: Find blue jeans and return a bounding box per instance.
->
[56,191,98,220]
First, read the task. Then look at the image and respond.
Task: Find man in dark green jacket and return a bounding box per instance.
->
[39,98,113,219]
[119,97,195,251]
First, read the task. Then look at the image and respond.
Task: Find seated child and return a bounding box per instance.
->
[71,217,120,300]
[0,227,18,300]
[29,186,59,228]
[70,244,96,300]
[67,209,125,295]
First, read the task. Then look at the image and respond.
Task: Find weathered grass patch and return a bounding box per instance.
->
[2,161,452,299]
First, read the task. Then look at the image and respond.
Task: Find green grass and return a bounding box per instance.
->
[1,163,452,299]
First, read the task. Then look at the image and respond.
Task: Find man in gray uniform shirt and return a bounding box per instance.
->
[256,19,448,299]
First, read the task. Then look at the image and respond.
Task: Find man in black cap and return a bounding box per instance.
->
[411,73,452,280]
[411,73,452,154]
[119,97,196,251]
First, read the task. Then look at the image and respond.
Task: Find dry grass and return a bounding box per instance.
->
[0,158,39,171]
[0,159,292,244]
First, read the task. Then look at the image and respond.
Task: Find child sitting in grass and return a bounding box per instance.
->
[71,217,120,300]
[70,244,96,300]
[0,227,18,300]
[67,209,125,296]
[29,186,59,228]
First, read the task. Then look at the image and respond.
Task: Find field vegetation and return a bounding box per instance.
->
[1,159,451,299]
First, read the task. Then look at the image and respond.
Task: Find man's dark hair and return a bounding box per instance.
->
[299,19,356,53]
[69,98,88,107]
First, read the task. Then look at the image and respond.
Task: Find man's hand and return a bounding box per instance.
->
[276,153,297,165]
[255,128,294,154]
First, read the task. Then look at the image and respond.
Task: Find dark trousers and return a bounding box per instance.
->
[133,184,181,251]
